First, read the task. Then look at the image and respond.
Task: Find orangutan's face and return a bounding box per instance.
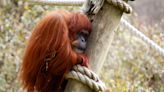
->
[72,30,89,53]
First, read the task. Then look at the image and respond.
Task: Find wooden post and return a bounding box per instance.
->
[65,1,125,92]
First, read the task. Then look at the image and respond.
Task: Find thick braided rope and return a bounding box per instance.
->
[29,0,85,6]
[73,65,99,81]
[65,65,106,91]
[106,0,132,13]
[121,18,164,56]
[29,0,132,13]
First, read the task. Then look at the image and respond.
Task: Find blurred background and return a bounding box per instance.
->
[0,0,163,92]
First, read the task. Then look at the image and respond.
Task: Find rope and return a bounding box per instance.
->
[65,65,106,91]
[73,65,99,81]
[29,0,132,14]
[120,18,164,56]
[29,0,85,6]
[107,0,132,13]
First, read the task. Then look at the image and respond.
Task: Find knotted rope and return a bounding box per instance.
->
[107,0,132,13]
[29,0,132,14]
[65,65,106,91]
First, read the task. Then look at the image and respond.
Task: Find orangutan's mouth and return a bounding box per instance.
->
[74,46,85,54]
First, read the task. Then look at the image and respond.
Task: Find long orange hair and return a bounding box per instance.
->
[20,10,92,92]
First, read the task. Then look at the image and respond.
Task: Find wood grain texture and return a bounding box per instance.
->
[65,1,124,92]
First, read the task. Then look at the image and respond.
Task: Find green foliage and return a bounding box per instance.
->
[0,1,79,91]
[0,1,163,92]
[101,20,164,92]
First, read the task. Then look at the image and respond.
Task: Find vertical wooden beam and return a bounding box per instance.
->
[65,1,125,92]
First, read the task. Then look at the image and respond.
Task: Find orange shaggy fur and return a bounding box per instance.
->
[20,10,92,92]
